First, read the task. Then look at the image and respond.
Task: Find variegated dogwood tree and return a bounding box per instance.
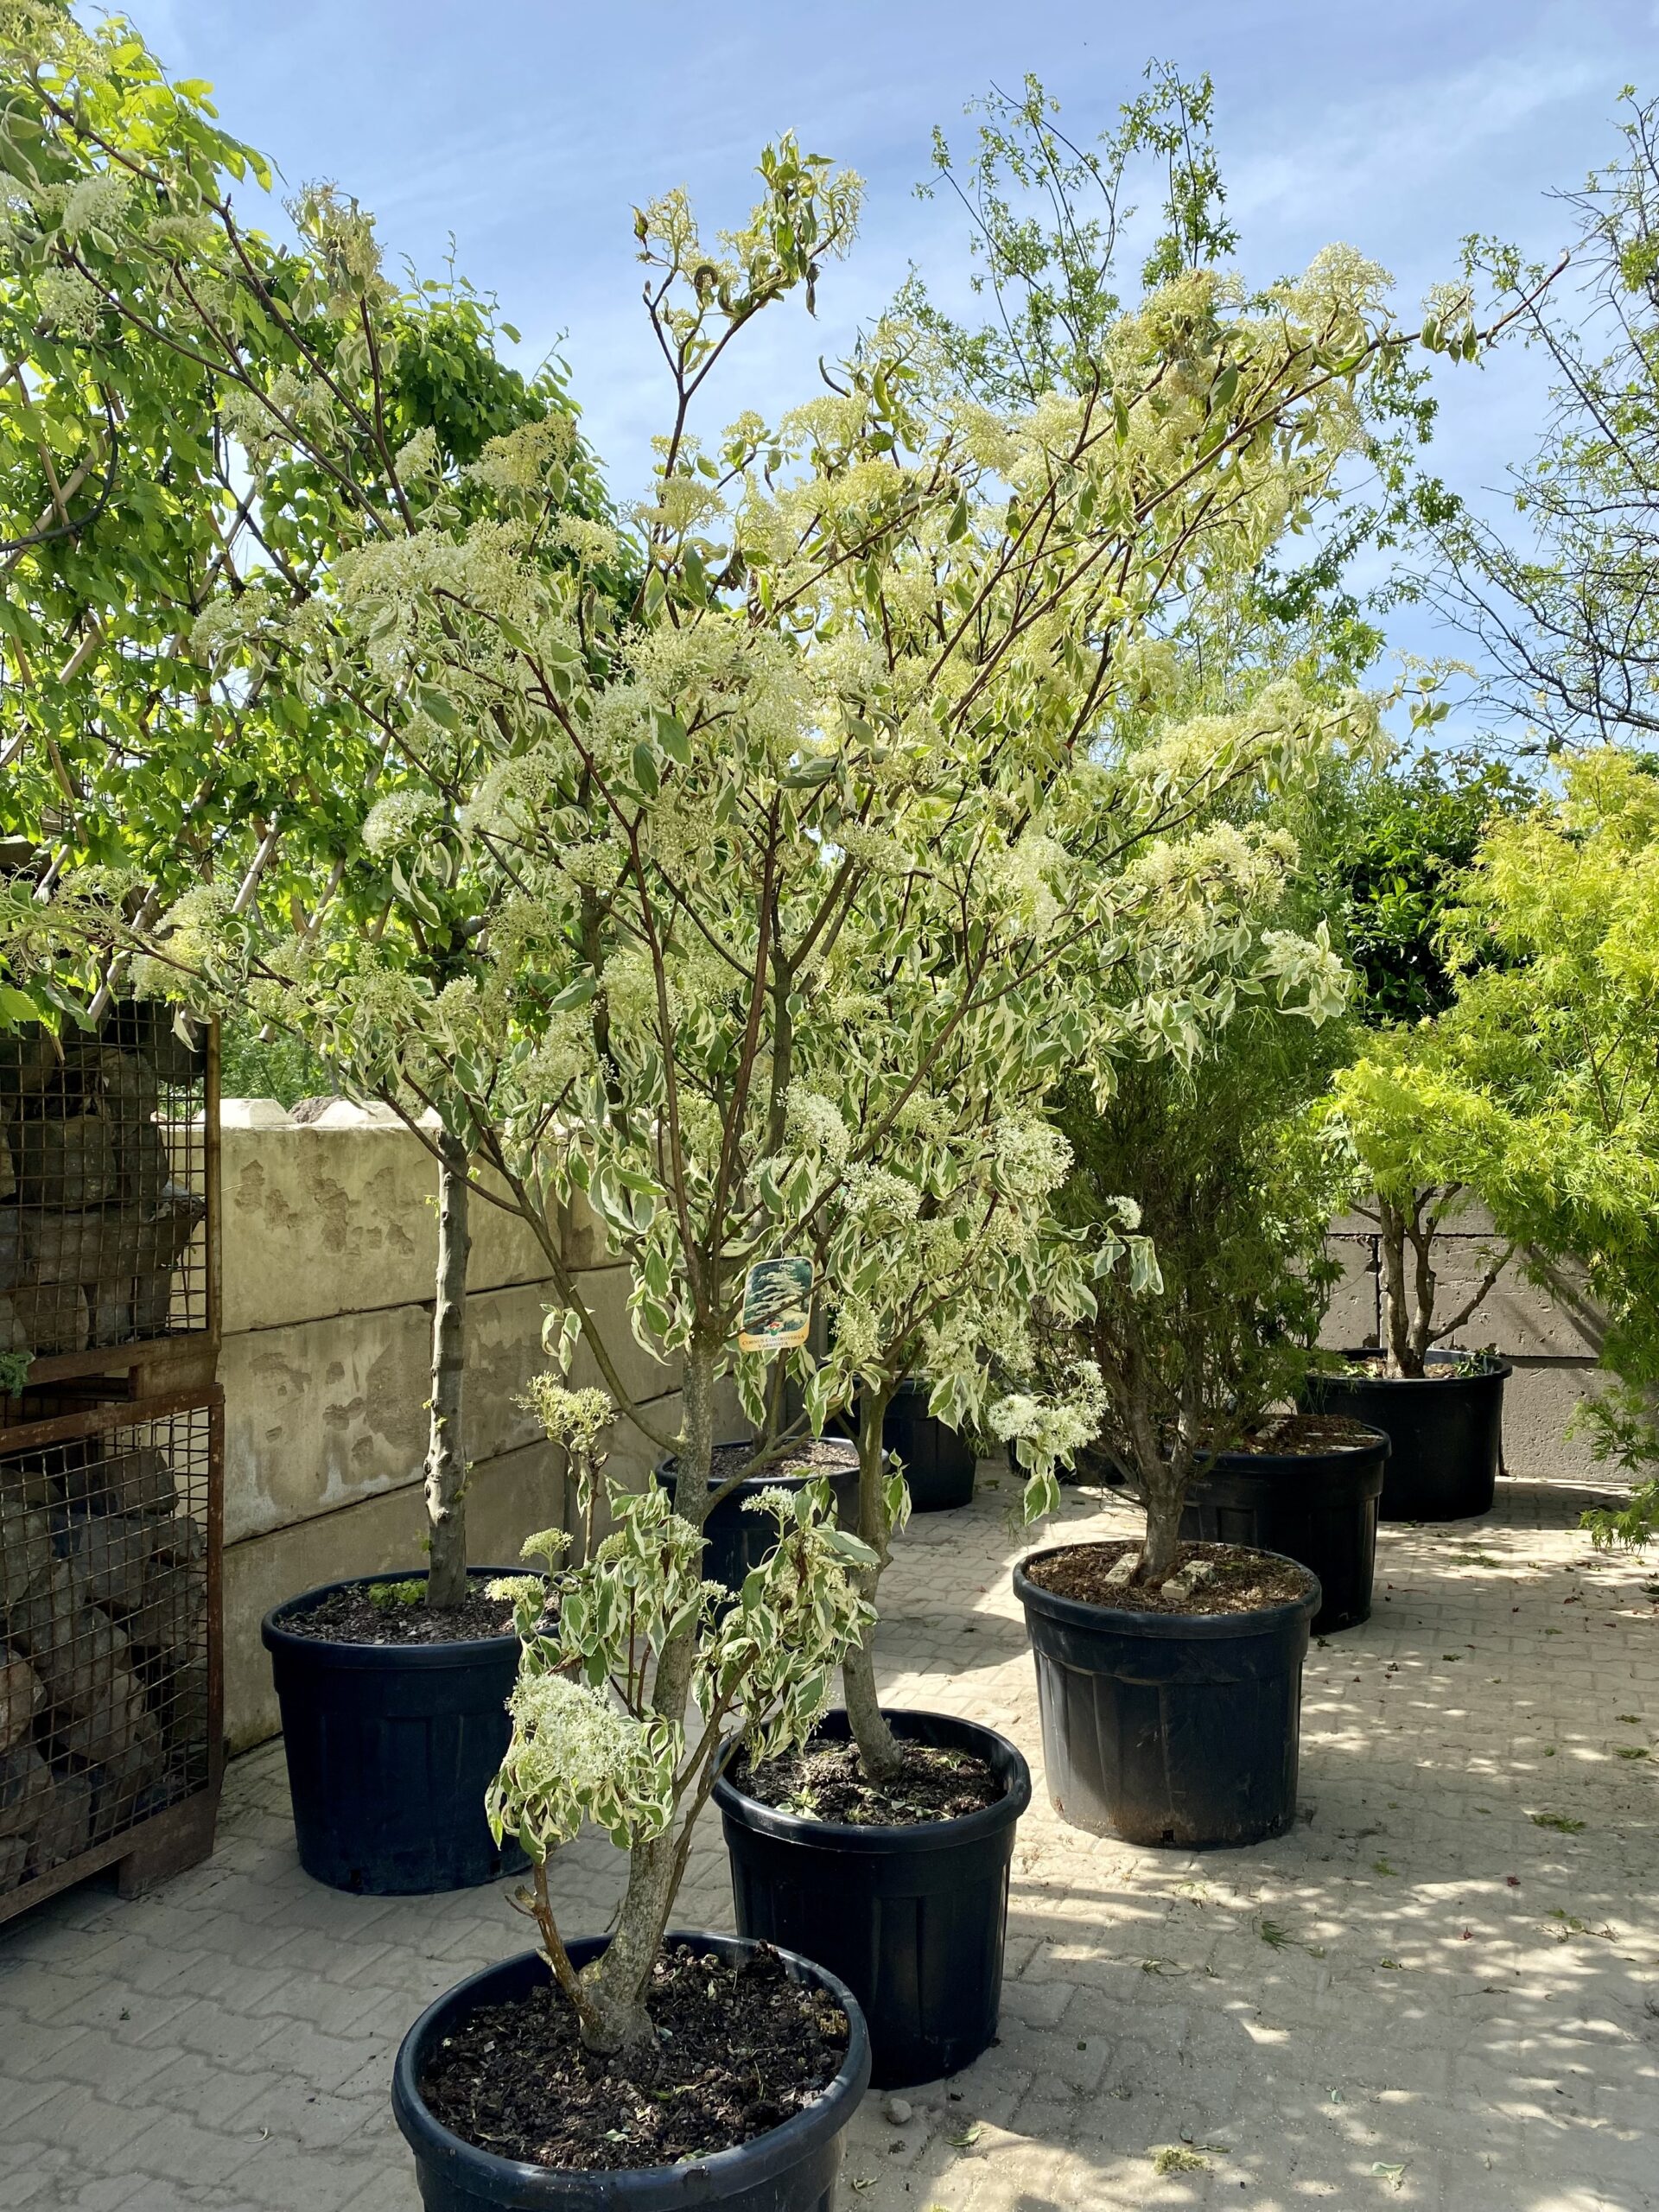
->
[0,6,1497,2050]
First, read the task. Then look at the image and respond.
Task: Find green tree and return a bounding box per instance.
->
[1428,93,1658,748]
[1309,746,1535,1024]
[0,3,609,1606]
[2,6,1490,2056]
[1347,750,1659,1535]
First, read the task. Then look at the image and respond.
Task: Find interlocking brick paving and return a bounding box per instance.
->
[2,1468,1656,2211]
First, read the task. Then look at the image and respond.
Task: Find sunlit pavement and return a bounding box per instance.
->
[2,1465,1655,2211]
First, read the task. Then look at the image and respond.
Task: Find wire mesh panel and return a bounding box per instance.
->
[0,1001,213,1372]
[0,1391,219,1905]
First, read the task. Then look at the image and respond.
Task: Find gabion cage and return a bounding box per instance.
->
[0,1001,216,1379]
[0,1388,221,1917]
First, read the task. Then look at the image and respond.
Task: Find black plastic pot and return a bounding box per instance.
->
[1179,1424,1389,1633]
[715,1708,1030,2090]
[1014,1544,1319,1849]
[881,1382,976,1511]
[263,1568,525,1895]
[392,1930,872,2212]
[1304,1352,1511,1522]
[656,1440,860,1595]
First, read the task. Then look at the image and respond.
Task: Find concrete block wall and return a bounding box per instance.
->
[217,1103,696,1750]
[1322,1205,1608,1481]
[213,1112,1614,1749]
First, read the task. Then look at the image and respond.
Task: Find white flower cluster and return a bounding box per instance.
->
[552,512,622,570]
[495,1671,673,1856]
[60,171,130,238]
[361,789,441,856]
[785,1083,851,1164]
[34,267,103,340]
[991,1116,1071,1199]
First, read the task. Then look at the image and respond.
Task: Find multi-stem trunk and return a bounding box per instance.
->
[577,1332,718,2053]
[1378,1194,1432,1378]
[423,1131,470,1610]
[841,1383,901,1783]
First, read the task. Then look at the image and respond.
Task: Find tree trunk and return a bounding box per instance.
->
[578,1334,717,2053]
[1378,1197,1425,1378]
[842,1385,901,1783]
[1140,1460,1185,1585]
[424,1132,470,1610]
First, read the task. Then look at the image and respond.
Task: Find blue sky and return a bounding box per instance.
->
[124,0,1659,702]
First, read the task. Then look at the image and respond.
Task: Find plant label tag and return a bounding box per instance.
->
[737,1256,814,1353]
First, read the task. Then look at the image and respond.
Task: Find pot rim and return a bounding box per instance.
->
[654,1437,860,1490]
[712,1706,1032,1849]
[1313,1350,1515,1388]
[1014,1541,1319,1640]
[391,1930,872,2202]
[261,1566,523,1667]
[1203,1419,1391,1472]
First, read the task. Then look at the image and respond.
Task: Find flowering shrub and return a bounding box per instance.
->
[484,1396,874,2047]
[0,7,1500,2050]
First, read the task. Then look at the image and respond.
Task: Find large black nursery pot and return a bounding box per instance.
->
[715,1708,1031,2090]
[1014,1545,1319,1849]
[1180,1422,1389,1633]
[1305,1352,1511,1522]
[880,1381,976,1511]
[655,1440,860,1596]
[263,1568,525,1895]
[392,1930,872,2212]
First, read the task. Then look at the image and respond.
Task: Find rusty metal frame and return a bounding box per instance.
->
[0,1385,225,1927]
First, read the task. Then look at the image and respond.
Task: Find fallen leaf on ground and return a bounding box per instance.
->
[1151,2146,1209,2175]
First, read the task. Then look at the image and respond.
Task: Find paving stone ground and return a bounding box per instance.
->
[2,1466,1656,2212]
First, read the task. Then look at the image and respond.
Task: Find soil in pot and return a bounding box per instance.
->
[394,1931,871,2212]
[263,1567,525,1896]
[419,1941,849,2171]
[656,1437,859,1595]
[1025,1539,1312,1614]
[1015,1541,1319,1849]
[1305,1351,1510,1522]
[715,1708,1031,2090]
[1180,1413,1388,1634]
[734,1737,1001,1826]
[281,1583,514,1647]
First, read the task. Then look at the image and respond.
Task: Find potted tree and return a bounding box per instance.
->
[8,10,1505,2150]
[1300,748,1535,1519]
[1015,983,1372,1850]
[0,12,620,1891]
[391,1392,878,2202]
[1310,1031,1515,1521]
[1340,751,1659,1552]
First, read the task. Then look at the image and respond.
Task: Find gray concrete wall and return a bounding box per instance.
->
[217,1102,701,1750]
[1321,1203,1608,1481]
[217,1112,1612,1748]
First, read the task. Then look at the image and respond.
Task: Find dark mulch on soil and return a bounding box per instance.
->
[705,1438,854,1484]
[1026,1540,1315,1617]
[419,1942,849,2171]
[283,1584,515,1647]
[1225,1412,1379,1455]
[735,1737,1002,1827]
